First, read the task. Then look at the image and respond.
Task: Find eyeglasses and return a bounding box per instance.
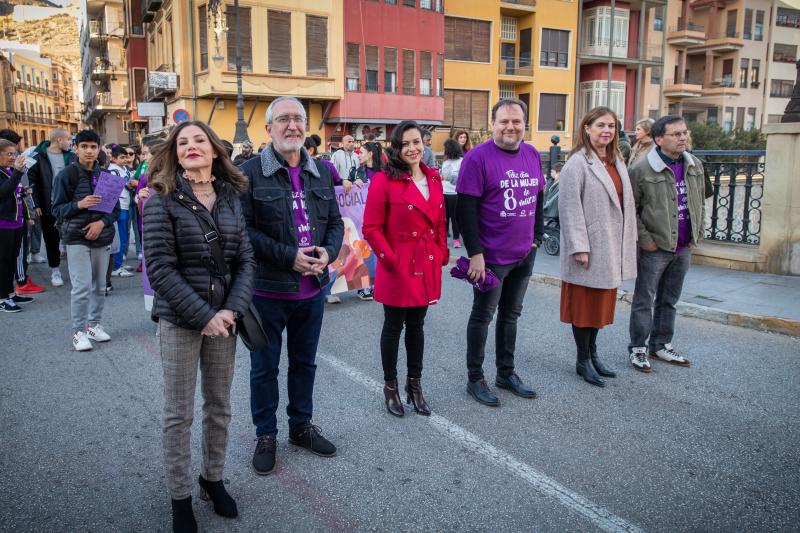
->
[273,115,306,126]
[663,131,689,138]
[126,151,135,156]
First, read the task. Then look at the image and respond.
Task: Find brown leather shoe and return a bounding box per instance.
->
[405,377,431,416]
[383,379,405,417]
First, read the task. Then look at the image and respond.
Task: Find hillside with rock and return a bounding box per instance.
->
[0,4,81,74]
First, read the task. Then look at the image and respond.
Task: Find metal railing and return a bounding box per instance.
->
[499,58,534,76]
[694,151,765,246]
[501,0,536,6]
[708,30,740,40]
[666,77,705,86]
[670,21,705,32]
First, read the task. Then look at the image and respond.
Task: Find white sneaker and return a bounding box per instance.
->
[112,268,134,277]
[72,331,93,351]
[629,347,651,373]
[86,324,111,342]
[137,252,143,260]
[32,254,47,264]
[326,295,342,304]
[650,343,690,367]
[51,270,64,287]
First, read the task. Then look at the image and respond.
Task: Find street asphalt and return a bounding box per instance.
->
[1,261,799,532]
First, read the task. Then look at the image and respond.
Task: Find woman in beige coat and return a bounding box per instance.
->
[627,118,655,167]
[559,107,638,387]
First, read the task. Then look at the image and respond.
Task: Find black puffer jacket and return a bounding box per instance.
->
[143,175,255,331]
[51,161,119,247]
[0,167,24,222]
[27,141,76,214]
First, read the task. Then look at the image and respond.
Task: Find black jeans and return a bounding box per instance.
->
[0,228,23,297]
[466,248,536,382]
[40,214,61,269]
[380,305,428,382]
[444,194,459,240]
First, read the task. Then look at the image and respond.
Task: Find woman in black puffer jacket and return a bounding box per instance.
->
[143,121,254,533]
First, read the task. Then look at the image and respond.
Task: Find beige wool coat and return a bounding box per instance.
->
[559,150,638,289]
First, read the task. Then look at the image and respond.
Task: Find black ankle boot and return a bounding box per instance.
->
[590,349,616,378]
[576,350,605,387]
[171,496,197,533]
[198,475,238,518]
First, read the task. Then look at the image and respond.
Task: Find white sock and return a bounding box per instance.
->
[52,268,59,275]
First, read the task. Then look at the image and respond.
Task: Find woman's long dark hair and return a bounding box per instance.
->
[443,138,463,161]
[453,129,472,153]
[361,141,383,171]
[149,121,248,195]
[385,120,423,180]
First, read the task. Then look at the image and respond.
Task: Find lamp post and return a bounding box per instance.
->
[232,0,249,145]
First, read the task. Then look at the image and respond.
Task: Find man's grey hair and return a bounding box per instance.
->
[266,96,307,125]
[49,128,69,142]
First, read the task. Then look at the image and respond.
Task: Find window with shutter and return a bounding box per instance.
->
[132,68,146,103]
[346,43,360,91]
[436,53,443,96]
[445,17,491,62]
[198,5,208,71]
[268,10,292,74]
[226,6,252,72]
[384,47,397,94]
[404,0,416,6]
[537,94,567,131]
[419,51,432,96]
[540,29,570,68]
[443,89,489,129]
[402,49,415,96]
[365,46,379,92]
[306,15,328,76]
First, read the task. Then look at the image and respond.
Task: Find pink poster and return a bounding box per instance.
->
[326,183,376,295]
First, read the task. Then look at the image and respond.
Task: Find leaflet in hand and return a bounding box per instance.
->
[89,171,126,214]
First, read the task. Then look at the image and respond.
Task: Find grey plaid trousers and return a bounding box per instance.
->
[159,320,237,499]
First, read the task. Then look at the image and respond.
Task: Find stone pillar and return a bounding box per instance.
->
[760,122,800,275]
[704,51,714,86]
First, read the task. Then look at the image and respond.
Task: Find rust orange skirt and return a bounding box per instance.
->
[560,282,618,329]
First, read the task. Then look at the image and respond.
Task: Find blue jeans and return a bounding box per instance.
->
[250,293,324,437]
[113,209,130,270]
[628,248,692,353]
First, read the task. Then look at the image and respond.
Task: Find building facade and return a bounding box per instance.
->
[325,0,445,150]
[441,0,579,150]
[123,0,150,142]
[142,0,343,143]
[4,48,61,148]
[50,58,81,135]
[81,0,130,144]
[0,52,15,133]
[763,0,799,125]
[576,0,667,132]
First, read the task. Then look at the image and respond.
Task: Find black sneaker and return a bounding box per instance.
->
[289,424,337,457]
[11,294,34,304]
[466,379,500,407]
[495,372,537,399]
[357,288,374,301]
[0,300,22,313]
[252,435,277,475]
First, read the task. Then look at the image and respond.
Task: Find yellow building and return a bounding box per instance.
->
[3,47,62,148]
[50,58,81,135]
[143,0,343,143]
[439,0,579,151]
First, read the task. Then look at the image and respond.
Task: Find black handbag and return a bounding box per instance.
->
[189,199,268,352]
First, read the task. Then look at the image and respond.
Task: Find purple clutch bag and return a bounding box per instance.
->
[450,256,500,292]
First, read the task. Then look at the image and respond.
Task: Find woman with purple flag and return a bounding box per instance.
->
[558,107,637,387]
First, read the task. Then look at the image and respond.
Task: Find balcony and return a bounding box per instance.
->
[703,77,740,97]
[89,20,125,42]
[498,58,534,79]
[91,57,123,80]
[667,22,706,46]
[664,77,704,98]
[142,0,164,23]
[500,0,536,16]
[773,51,798,64]
[93,91,126,111]
[690,30,743,53]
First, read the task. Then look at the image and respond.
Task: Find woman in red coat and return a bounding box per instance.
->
[363,120,449,417]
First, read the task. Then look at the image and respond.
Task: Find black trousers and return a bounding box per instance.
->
[0,228,23,298]
[40,214,61,269]
[444,194,459,240]
[380,305,428,382]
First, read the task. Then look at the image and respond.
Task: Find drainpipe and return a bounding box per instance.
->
[659,1,667,115]
[607,0,616,108]
[635,0,646,126]
[188,0,198,119]
[574,1,583,134]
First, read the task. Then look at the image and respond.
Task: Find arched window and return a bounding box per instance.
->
[40,130,46,141]
[19,102,24,112]
[39,105,43,115]
[26,74,31,83]
[32,130,38,145]
[29,103,35,114]
[23,131,29,147]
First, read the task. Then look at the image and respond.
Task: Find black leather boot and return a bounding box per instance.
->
[171,496,198,533]
[198,475,238,518]
[590,330,616,378]
[576,349,605,387]
[405,377,432,416]
[383,379,405,417]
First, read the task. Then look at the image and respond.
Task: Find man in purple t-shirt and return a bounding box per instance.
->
[456,98,545,407]
[239,97,344,475]
[628,115,705,373]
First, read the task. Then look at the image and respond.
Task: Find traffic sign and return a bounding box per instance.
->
[172,109,190,124]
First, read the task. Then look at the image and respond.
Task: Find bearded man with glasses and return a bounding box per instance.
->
[239,96,343,475]
[627,115,706,373]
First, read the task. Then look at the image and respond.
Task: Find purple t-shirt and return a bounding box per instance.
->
[456,140,545,265]
[668,160,692,251]
[254,165,320,301]
[0,169,23,230]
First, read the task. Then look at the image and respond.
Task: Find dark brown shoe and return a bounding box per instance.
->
[383,379,405,417]
[405,377,431,416]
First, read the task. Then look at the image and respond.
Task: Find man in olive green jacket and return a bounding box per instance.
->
[627,115,705,373]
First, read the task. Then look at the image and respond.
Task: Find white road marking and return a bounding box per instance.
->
[319,352,645,533]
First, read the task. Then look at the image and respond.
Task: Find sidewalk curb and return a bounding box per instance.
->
[529,273,800,337]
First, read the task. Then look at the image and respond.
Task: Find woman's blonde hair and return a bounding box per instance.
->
[635,117,655,136]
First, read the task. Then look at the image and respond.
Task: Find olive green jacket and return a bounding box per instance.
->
[628,148,705,252]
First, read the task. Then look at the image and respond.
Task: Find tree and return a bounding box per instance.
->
[688,122,766,151]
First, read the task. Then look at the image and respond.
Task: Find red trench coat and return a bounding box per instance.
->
[363,165,449,307]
